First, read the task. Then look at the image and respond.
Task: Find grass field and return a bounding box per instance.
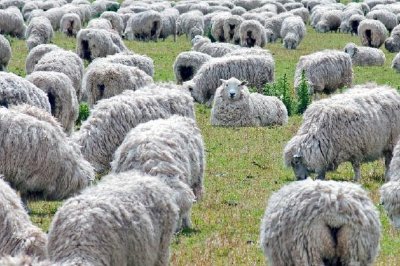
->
[6,26,400,265]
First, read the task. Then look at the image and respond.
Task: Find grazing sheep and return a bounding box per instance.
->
[60,13,82,37]
[339,8,363,33]
[223,15,244,44]
[366,9,398,32]
[260,179,381,265]
[176,11,204,39]
[358,19,388,48]
[211,77,288,127]
[348,14,365,35]
[284,84,400,181]
[174,51,212,84]
[73,87,195,173]
[83,62,153,106]
[315,9,342,33]
[264,12,294,42]
[0,105,94,201]
[289,7,310,24]
[184,50,275,105]
[211,12,230,42]
[294,50,353,95]
[100,11,124,35]
[47,171,182,266]
[281,16,306,49]
[191,35,240,57]
[34,50,84,101]
[76,28,128,62]
[159,8,179,41]
[25,44,60,74]
[344,42,385,66]
[0,7,26,38]
[124,10,163,41]
[31,7,66,32]
[25,71,79,135]
[241,12,268,26]
[25,16,54,51]
[239,19,266,47]
[392,52,400,72]
[0,34,11,71]
[385,25,400,53]
[0,178,47,259]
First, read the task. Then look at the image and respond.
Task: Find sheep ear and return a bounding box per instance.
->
[220,79,227,84]
[241,81,247,86]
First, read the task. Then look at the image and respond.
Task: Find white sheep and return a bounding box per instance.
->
[173,51,212,84]
[0,7,26,38]
[264,12,294,42]
[159,8,179,41]
[344,42,385,66]
[280,16,306,49]
[385,25,400,53]
[260,179,381,265]
[223,15,244,44]
[348,14,365,35]
[211,12,231,42]
[0,34,11,71]
[100,11,124,35]
[358,19,388,48]
[366,9,398,32]
[191,35,240,57]
[25,44,60,75]
[87,18,113,31]
[211,77,288,127]
[176,11,204,39]
[315,9,342,33]
[124,10,163,41]
[25,16,53,51]
[73,86,195,173]
[60,13,82,37]
[392,52,400,72]
[239,19,266,47]
[284,83,400,181]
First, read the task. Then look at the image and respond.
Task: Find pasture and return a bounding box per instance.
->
[6,26,400,265]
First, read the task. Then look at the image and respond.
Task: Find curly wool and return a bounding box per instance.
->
[366,9,398,32]
[25,44,60,74]
[284,84,400,181]
[264,12,294,42]
[392,52,400,72]
[29,7,65,31]
[294,50,353,94]
[47,171,180,266]
[385,25,400,53]
[223,15,244,44]
[347,14,365,35]
[239,19,266,47]
[73,87,195,173]
[0,34,11,71]
[176,11,204,39]
[211,77,288,127]
[344,42,385,66]
[358,19,388,48]
[315,9,342,33]
[82,62,153,106]
[174,51,212,84]
[124,10,163,41]
[0,255,50,266]
[86,18,113,31]
[25,71,79,135]
[211,12,230,42]
[260,179,381,265]
[25,16,53,51]
[100,11,124,35]
[60,13,82,37]
[159,8,179,41]
[191,36,240,57]
[289,7,310,23]
[0,178,47,259]
[0,7,26,38]
[281,16,306,49]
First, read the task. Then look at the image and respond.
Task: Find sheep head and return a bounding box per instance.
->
[220,77,247,101]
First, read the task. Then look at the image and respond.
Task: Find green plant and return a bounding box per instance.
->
[76,102,90,126]
[262,74,295,116]
[296,70,311,114]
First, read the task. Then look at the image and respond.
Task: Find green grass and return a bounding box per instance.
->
[7,27,400,265]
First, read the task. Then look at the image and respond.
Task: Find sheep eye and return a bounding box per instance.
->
[188,87,193,92]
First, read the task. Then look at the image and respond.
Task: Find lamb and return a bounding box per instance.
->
[280,16,306,49]
[392,52,400,72]
[0,7,26,38]
[366,9,398,32]
[25,71,79,135]
[260,179,381,265]
[124,10,163,41]
[100,11,124,35]
[0,105,94,202]
[111,115,205,227]
[385,25,400,53]
[60,13,82,37]
[33,50,84,101]
[184,50,275,105]
[211,77,288,127]
[159,8,179,41]
[239,19,266,47]
[76,28,128,62]
[25,16,54,51]
[315,9,342,33]
[73,87,195,173]
[173,51,212,84]
[358,19,388,48]
[0,34,11,71]
[47,171,183,265]
[284,84,400,181]
[344,42,385,66]
[191,35,240,57]
[176,11,204,39]
[223,15,244,44]
[25,44,60,75]
[82,62,153,106]
[294,50,353,95]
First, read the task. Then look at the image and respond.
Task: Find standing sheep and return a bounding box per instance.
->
[173,51,212,84]
[191,35,240,57]
[294,50,353,95]
[392,52,400,72]
[223,15,244,44]
[25,16,54,51]
[25,44,60,74]
[239,19,266,47]
[124,10,163,41]
[385,25,400,53]
[47,171,182,266]
[366,9,398,32]
[211,77,288,127]
[176,11,204,39]
[348,14,365,35]
[280,16,306,49]
[264,12,294,42]
[211,12,230,42]
[284,84,400,181]
[260,179,381,265]
[100,11,124,35]
[315,9,342,33]
[344,42,385,66]
[0,7,26,38]
[159,8,179,41]
[73,87,195,173]
[358,19,388,48]
[60,13,82,37]
[0,34,11,71]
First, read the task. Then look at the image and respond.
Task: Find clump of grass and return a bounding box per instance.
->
[76,102,90,126]
[296,70,311,114]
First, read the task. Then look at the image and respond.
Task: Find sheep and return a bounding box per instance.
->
[289,7,310,24]
[73,86,195,173]
[76,28,128,62]
[0,105,94,202]
[239,19,266,47]
[124,10,163,41]
[86,18,113,31]
[344,42,385,66]
[211,12,230,42]
[159,8,179,41]
[284,2,304,11]
[231,6,246,15]
[385,25,400,53]
[260,179,381,265]
[60,13,82,37]
[0,7,26,38]
[0,255,50,266]
[25,44,60,75]
[392,52,400,72]
[223,15,244,44]
[339,8,363,33]
[100,11,124,35]
[233,0,266,11]
[348,14,365,35]
[358,19,388,48]
[0,34,11,71]
[33,50,84,101]
[25,16,54,51]
[176,11,204,39]
[25,71,79,135]
[211,77,288,127]
[294,50,353,95]
[173,51,212,84]
[31,7,66,31]
[184,50,275,105]
[264,12,294,42]
[111,116,205,227]
[82,62,153,106]
[284,84,400,181]
[241,12,268,26]
[366,9,398,32]
[191,35,240,57]
[315,9,342,33]
[47,171,183,266]
[280,16,306,49]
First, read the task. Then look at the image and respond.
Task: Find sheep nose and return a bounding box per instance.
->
[230,92,235,98]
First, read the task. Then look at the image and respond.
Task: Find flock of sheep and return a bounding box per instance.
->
[0,0,399,264]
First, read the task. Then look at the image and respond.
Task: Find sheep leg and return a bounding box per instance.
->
[384,152,393,181]
[352,162,361,181]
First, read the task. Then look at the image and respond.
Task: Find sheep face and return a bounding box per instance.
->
[290,154,309,180]
[284,34,298,50]
[183,81,202,102]
[220,78,247,101]
[344,43,357,57]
